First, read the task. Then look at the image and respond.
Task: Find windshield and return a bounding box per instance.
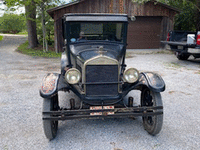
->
[69,22,124,43]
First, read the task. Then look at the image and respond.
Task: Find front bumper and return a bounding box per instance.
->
[188,47,200,54]
[43,106,163,121]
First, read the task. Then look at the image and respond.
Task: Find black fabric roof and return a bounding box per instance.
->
[63,13,128,22]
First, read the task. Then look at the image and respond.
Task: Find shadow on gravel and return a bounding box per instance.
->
[56,117,144,140]
[187,59,200,64]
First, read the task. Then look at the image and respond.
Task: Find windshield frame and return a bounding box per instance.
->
[63,19,128,70]
[66,21,127,44]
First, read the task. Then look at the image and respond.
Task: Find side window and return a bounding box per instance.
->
[103,23,116,41]
[70,23,80,39]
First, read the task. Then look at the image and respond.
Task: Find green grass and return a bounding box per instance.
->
[16,31,28,35]
[195,70,200,74]
[0,30,28,36]
[164,62,182,69]
[0,35,3,41]
[17,41,62,58]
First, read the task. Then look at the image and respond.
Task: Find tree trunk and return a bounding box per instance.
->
[196,1,200,31]
[41,2,48,52]
[25,1,37,48]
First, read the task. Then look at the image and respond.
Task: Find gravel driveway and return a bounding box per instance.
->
[0,35,200,150]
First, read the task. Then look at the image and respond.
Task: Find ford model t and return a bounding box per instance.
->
[40,14,165,140]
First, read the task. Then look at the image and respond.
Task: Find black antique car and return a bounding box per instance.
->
[40,13,165,140]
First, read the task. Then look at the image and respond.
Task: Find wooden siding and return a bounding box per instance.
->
[54,0,177,20]
[51,0,178,52]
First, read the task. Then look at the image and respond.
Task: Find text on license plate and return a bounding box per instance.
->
[90,106,114,115]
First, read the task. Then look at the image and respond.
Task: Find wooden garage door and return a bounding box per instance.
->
[127,16,162,49]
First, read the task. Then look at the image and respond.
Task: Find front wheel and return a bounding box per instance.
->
[43,94,59,140]
[141,88,163,135]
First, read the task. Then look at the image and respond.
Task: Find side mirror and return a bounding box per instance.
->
[131,16,136,22]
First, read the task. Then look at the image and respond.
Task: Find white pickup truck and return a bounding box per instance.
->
[162,31,200,60]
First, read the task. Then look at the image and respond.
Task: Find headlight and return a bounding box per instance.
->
[124,68,139,83]
[65,68,81,84]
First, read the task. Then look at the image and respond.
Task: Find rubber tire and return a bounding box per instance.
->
[43,94,59,140]
[141,88,163,136]
[176,52,190,60]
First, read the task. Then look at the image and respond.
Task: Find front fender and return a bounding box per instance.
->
[138,72,165,92]
[40,73,60,98]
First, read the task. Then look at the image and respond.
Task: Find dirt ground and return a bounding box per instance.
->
[0,35,200,150]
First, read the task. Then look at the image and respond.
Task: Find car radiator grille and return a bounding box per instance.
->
[85,65,118,96]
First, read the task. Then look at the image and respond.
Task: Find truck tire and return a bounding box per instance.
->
[175,52,190,60]
[43,94,59,140]
[141,88,163,136]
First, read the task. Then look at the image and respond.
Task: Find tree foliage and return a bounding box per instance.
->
[132,0,199,31]
[3,0,38,48]
[0,13,26,33]
[37,3,57,46]
[3,0,62,49]
[173,1,197,31]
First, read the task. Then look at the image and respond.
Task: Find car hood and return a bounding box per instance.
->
[70,42,124,62]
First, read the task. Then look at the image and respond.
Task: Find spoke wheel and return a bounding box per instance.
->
[43,94,59,140]
[141,88,163,135]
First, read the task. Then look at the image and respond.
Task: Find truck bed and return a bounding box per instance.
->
[161,41,196,48]
[161,31,200,59]
[161,41,196,47]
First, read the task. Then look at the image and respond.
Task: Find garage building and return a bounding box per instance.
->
[47,0,179,52]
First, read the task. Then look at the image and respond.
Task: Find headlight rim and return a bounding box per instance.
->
[65,68,81,84]
[123,68,139,83]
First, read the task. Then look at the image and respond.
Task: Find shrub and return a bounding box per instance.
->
[0,13,26,34]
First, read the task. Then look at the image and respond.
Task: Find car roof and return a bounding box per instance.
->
[63,13,128,22]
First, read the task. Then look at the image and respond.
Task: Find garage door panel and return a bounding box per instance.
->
[127,16,162,49]
[128,41,160,49]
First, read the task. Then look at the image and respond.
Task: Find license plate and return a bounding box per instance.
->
[90,106,114,116]
[178,46,183,50]
[90,106,102,115]
[103,106,114,115]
